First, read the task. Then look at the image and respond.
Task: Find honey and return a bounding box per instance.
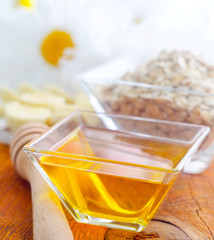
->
[39,126,188,230]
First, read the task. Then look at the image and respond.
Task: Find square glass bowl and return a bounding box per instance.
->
[24,111,209,232]
[80,58,214,174]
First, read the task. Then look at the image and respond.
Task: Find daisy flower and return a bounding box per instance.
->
[0,0,104,93]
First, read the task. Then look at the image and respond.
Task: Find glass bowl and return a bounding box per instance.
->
[80,58,214,174]
[24,110,209,232]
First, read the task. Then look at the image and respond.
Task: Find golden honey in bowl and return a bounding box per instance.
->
[39,126,188,231]
[24,111,209,232]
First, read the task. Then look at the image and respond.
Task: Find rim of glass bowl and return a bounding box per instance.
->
[24,110,210,174]
[82,77,214,97]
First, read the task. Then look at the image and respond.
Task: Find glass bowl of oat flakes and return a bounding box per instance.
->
[81,51,214,174]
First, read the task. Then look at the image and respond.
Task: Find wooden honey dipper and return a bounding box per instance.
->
[9,122,74,240]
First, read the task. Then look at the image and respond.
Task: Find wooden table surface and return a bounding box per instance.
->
[0,143,214,240]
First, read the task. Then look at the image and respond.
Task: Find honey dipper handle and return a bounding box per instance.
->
[10,123,74,240]
[28,162,74,240]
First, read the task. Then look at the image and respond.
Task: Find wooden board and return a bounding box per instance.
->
[0,143,214,240]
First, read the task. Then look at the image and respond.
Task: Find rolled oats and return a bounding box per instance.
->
[187,96,202,110]
[174,96,187,108]
[100,51,214,158]
[203,97,214,106]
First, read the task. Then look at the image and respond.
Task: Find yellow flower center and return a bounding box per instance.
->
[41,30,75,66]
[134,17,143,24]
[16,0,33,8]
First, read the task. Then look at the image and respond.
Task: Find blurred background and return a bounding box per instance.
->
[1,0,214,91]
[1,0,214,135]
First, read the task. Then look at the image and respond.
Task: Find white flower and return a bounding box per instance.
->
[0,0,105,92]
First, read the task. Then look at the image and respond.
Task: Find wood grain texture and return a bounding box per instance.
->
[0,143,214,240]
[10,123,74,240]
